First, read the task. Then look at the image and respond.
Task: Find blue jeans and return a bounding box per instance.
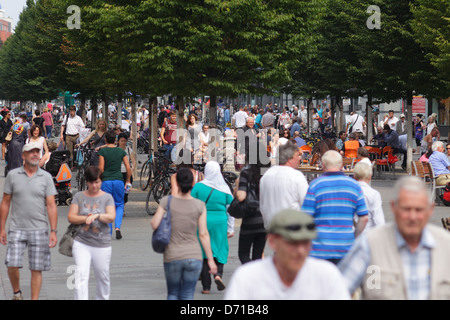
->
[46,125,52,139]
[101,180,125,233]
[163,144,174,160]
[164,259,202,300]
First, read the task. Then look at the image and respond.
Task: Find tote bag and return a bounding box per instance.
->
[152,195,172,253]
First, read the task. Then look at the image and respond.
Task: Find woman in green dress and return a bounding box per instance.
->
[191,161,233,294]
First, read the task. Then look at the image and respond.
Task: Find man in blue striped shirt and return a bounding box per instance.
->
[301,150,368,265]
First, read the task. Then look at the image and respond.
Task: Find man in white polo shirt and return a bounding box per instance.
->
[60,105,85,168]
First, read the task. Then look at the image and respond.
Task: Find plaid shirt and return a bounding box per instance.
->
[338,225,434,300]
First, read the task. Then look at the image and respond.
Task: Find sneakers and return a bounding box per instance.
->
[12,291,23,300]
[115,229,122,240]
[441,218,450,231]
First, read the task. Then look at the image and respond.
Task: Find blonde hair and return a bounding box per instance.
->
[96,119,107,131]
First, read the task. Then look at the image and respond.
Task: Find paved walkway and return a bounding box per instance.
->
[0,153,448,300]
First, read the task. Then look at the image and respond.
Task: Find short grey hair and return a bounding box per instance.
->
[393,176,432,205]
[321,150,343,169]
[278,141,299,165]
[431,141,444,152]
[353,162,372,181]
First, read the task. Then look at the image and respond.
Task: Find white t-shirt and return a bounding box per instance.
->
[224,257,351,300]
[348,113,364,133]
[259,165,308,229]
[385,116,399,131]
[357,181,385,232]
[232,110,248,128]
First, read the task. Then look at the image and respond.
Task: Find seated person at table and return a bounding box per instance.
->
[341,133,360,158]
[428,141,450,186]
[310,140,334,166]
[336,131,347,151]
[357,147,371,167]
[370,126,385,148]
[383,124,407,170]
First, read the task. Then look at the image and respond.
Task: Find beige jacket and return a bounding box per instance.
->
[362,223,450,300]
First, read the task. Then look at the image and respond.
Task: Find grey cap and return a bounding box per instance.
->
[22,142,41,153]
[268,209,317,241]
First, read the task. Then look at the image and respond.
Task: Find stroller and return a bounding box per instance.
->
[45,150,73,206]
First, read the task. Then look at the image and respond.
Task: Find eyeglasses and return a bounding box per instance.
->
[283,223,316,232]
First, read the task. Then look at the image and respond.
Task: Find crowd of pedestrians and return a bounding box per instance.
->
[0,102,449,301]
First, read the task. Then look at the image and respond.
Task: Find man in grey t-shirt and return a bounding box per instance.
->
[0,142,58,300]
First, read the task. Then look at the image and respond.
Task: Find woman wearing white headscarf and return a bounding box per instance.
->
[191,161,233,294]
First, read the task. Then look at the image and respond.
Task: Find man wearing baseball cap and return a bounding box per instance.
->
[0,142,58,300]
[224,209,350,300]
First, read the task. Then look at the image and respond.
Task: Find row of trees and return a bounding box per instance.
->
[0,0,448,167]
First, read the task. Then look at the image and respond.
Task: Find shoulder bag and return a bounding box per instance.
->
[4,129,13,143]
[152,195,173,253]
[59,223,82,257]
[227,182,259,219]
[348,114,359,133]
[62,114,69,142]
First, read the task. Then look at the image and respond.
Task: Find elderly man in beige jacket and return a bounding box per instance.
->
[338,175,450,300]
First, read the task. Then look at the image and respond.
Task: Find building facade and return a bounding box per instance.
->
[0,3,13,45]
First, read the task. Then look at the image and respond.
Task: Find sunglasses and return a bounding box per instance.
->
[283,223,316,232]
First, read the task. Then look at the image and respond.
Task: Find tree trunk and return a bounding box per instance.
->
[209,95,217,128]
[80,96,86,125]
[118,92,123,126]
[175,96,185,129]
[131,96,138,178]
[150,96,158,153]
[307,97,313,135]
[366,95,373,144]
[406,90,413,173]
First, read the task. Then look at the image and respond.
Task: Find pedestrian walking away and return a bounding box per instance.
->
[353,162,385,233]
[67,166,116,300]
[98,130,132,240]
[233,143,269,264]
[260,140,309,229]
[301,150,368,265]
[191,161,233,294]
[0,142,58,300]
[224,209,350,300]
[151,167,217,300]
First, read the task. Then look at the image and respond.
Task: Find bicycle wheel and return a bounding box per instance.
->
[153,176,171,204]
[145,180,158,215]
[77,166,86,191]
[139,160,152,191]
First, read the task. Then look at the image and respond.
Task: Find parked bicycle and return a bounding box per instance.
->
[75,145,95,191]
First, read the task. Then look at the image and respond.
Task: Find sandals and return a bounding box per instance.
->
[441,218,450,231]
[214,276,226,291]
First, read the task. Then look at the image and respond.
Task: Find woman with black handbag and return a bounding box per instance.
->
[233,144,269,264]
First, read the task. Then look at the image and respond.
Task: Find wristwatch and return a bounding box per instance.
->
[50,229,58,234]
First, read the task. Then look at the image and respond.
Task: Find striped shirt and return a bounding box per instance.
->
[301,171,368,260]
